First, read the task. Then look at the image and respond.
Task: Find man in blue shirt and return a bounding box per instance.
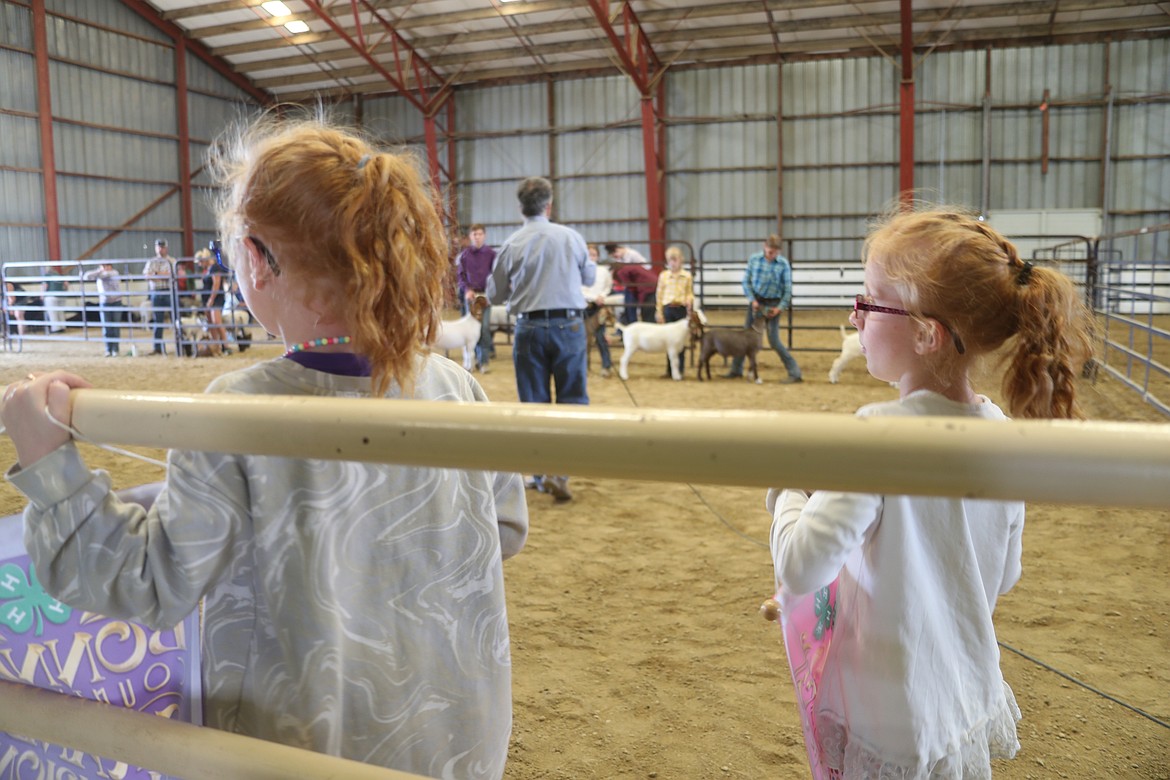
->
[726,234,802,383]
[488,176,596,501]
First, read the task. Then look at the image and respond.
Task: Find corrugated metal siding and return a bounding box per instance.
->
[918,49,985,107]
[57,178,180,232]
[1111,40,1169,218]
[60,228,172,263]
[1113,158,1169,214]
[0,48,38,113]
[0,1,32,48]
[0,228,47,267]
[54,123,177,180]
[785,56,896,116]
[0,4,42,262]
[47,13,172,83]
[454,82,552,238]
[187,92,248,145]
[670,63,776,116]
[185,53,256,102]
[0,113,41,168]
[554,75,647,247]
[991,45,1105,106]
[0,171,44,223]
[51,61,177,134]
[461,82,548,132]
[362,94,424,143]
[557,75,640,126]
[45,0,167,42]
[1116,38,1170,94]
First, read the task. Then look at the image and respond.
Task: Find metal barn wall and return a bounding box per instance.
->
[452,81,552,249]
[186,54,264,254]
[0,0,264,271]
[552,75,647,257]
[45,0,180,261]
[0,3,46,266]
[1110,38,1170,239]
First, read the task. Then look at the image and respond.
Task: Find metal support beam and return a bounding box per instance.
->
[776,59,785,237]
[586,0,668,267]
[898,0,915,207]
[301,1,456,226]
[32,0,61,262]
[176,35,195,256]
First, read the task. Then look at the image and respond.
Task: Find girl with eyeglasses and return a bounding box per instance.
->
[767,207,1093,779]
[2,114,528,779]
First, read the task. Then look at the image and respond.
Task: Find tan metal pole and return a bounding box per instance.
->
[10,388,1166,509]
[0,680,431,780]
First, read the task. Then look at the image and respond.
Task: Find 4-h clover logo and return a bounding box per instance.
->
[0,562,72,636]
[812,585,835,640]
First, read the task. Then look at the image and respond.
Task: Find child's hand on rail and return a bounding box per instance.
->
[2,370,91,469]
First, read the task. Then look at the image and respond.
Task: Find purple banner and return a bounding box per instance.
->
[0,502,201,780]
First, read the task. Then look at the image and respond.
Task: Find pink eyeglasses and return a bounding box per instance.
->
[853,294,966,354]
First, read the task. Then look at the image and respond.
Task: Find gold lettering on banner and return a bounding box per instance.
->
[56,745,88,770]
[94,623,146,674]
[142,662,172,693]
[40,634,105,688]
[117,679,137,708]
[0,745,20,777]
[0,633,106,690]
[148,622,185,655]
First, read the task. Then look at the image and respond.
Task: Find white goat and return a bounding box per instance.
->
[828,326,864,383]
[828,325,898,387]
[615,310,707,381]
[433,298,488,372]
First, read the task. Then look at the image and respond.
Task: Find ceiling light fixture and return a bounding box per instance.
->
[284,20,310,34]
[261,1,291,15]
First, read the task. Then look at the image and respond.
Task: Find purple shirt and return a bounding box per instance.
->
[457,244,497,294]
[285,352,372,376]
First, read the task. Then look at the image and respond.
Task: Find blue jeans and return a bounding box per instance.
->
[150,290,173,351]
[731,307,801,379]
[513,314,589,406]
[100,304,127,354]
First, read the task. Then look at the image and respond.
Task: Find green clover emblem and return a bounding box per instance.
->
[0,562,72,636]
[812,585,835,640]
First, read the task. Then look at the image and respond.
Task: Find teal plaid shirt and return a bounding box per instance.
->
[741,251,792,309]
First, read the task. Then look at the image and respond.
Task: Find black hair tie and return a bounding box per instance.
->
[1016,261,1034,286]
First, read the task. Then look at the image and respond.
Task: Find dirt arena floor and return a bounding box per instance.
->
[1,309,1167,779]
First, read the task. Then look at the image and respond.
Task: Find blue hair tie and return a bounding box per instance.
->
[356,154,371,170]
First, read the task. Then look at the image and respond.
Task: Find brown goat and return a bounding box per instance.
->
[697,316,765,383]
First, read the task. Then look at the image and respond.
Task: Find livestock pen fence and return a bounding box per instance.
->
[1,259,259,356]
[0,390,1168,779]
[5,222,1170,416]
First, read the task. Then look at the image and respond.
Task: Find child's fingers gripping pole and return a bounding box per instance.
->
[1,370,91,469]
